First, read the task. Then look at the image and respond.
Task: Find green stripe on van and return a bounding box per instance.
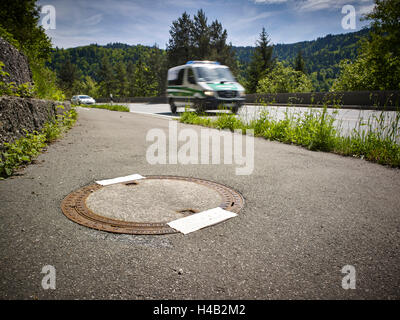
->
[167,86,204,95]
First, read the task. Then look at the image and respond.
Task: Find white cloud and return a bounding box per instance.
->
[358,4,375,16]
[236,11,274,24]
[254,0,375,13]
[83,14,103,26]
[296,0,350,12]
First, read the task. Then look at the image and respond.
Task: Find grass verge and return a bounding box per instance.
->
[78,104,129,112]
[179,105,400,167]
[0,106,78,178]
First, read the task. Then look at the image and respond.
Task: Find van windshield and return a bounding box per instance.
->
[194,67,235,83]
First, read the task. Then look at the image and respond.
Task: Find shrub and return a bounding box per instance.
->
[0,107,78,178]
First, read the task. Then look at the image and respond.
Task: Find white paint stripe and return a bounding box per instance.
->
[128,110,179,120]
[95,174,145,186]
[167,207,237,234]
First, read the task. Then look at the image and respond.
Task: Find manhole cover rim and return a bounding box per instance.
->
[61,175,244,235]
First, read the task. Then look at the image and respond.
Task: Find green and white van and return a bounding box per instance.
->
[166,61,245,114]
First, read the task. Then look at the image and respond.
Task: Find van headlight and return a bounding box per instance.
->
[203,91,214,97]
[239,91,246,97]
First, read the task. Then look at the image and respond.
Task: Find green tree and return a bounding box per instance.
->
[58,59,79,93]
[256,61,313,93]
[126,60,135,96]
[294,50,306,73]
[332,0,400,91]
[132,60,158,97]
[166,11,194,67]
[246,27,274,93]
[97,56,116,97]
[0,0,52,63]
[192,9,210,60]
[115,61,128,97]
[166,10,237,71]
[208,19,238,72]
[147,46,168,95]
[80,76,99,98]
[0,0,64,100]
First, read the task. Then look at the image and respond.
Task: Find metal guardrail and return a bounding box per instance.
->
[245,91,400,110]
[94,90,400,111]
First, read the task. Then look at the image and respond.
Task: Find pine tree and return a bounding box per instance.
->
[132,59,158,97]
[166,10,237,71]
[209,20,237,72]
[58,59,78,92]
[192,9,210,60]
[97,56,115,97]
[294,50,306,73]
[166,11,194,67]
[246,27,274,93]
[147,46,168,95]
[126,60,135,97]
[115,61,127,97]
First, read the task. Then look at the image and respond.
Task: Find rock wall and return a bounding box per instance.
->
[0,37,32,85]
[0,96,71,148]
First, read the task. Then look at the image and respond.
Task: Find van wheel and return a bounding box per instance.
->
[169,99,177,115]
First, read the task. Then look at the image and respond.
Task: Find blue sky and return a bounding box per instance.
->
[38,0,375,48]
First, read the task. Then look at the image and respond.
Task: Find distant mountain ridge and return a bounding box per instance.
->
[49,28,370,92]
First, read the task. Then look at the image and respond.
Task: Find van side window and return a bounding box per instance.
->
[187,68,196,84]
[168,68,185,86]
[176,69,185,85]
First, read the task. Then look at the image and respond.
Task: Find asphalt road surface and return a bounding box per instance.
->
[1,107,399,299]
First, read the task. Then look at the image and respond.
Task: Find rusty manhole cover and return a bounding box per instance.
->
[61,175,244,235]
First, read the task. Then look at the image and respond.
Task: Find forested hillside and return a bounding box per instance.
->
[49,44,164,83]
[233,28,370,91]
[48,28,370,94]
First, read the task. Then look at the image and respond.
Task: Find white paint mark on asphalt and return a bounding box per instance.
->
[96,174,145,186]
[167,207,237,234]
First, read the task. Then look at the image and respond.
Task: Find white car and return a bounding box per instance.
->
[71,95,96,105]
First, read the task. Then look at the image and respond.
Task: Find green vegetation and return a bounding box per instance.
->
[2,0,397,98]
[49,44,166,99]
[78,104,129,112]
[166,9,237,70]
[48,9,238,99]
[234,29,369,92]
[256,61,313,94]
[246,27,274,94]
[179,105,400,167]
[0,0,65,100]
[0,107,78,178]
[332,0,400,91]
[46,0,399,95]
[0,62,35,97]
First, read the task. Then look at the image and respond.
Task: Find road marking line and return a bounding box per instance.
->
[95,174,145,186]
[167,207,237,234]
[128,110,179,120]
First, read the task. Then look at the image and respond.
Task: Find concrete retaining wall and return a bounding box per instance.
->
[0,96,70,148]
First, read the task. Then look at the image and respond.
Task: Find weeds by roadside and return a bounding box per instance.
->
[179,104,400,167]
[0,106,78,178]
[77,104,129,112]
